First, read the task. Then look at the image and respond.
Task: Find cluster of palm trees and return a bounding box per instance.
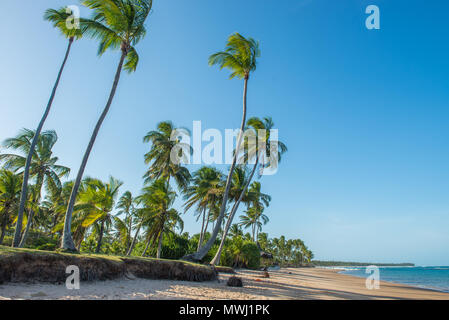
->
[0,122,294,264]
[1,0,314,266]
[258,234,314,266]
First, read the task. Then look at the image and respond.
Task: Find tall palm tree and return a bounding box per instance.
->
[10,7,82,248]
[186,33,260,261]
[210,117,285,265]
[183,166,223,249]
[0,129,70,247]
[61,0,153,251]
[143,121,192,190]
[77,177,123,253]
[0,170,22,244]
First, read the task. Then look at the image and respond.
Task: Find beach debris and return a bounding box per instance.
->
[227,276,243,287]
[262,271,270,278]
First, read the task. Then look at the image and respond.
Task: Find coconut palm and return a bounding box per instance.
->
[0,170,22,244]
[228,223,243,239]
[210,117,285,265]
[137,179,181,258]
[10,7,82,248]
[239,190,269,242]
[116,191,137,252]
[143,121,192,190]
[0,129,70,247]
[62,0,153,251]
[186,33,260,261]
[183,166,223,249]
[76,177,123,253]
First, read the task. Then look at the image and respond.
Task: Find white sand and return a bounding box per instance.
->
[1,268,448,300]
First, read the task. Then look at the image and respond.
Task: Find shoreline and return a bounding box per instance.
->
[333,269,449,295]
[1,267,449,300]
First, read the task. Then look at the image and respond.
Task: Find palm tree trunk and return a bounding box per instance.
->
[0,218,7,245]
[12,38,74,247]
[197,207,207,251]
[61,50,127,251]
[185,77,249,261]
[156,231,163,259]
[202,209,211,242]
[126,215,132,253]
[95,220,105,253]
[126,219,143,256]
[210,155,259,265]
[141,237,151,257]
[18,209,34,248]
[19,177,43,248]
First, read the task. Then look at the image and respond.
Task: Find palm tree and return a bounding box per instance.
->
[77,177,123,253]
[0,129,70,247]
[239,186,269,241]
[228,223,243,239]
[0,170,22,244]
[116,191,137,252]
[183,166,223,249]
[186,33,260,261]
[61,0,153,251]
[210,117,285,265]
[143,121,192,190]
[137,179,181,258]
[10,7,82,248]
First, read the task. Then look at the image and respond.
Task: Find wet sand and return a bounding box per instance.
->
[1,267,448,300]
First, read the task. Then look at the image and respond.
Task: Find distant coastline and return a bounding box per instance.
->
[312,260,414,267]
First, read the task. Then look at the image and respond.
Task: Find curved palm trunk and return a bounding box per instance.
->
[210,156,259,265]
[61,51,127,251]
[18,209,34,248]
[126,215,132,252]
[95,220,105,253]
[184,77,249,262]
[126,219,143,256]
[202,209,211,242]
[156,231,163,259]
[141,237,151,257]
[19,176,44,248]
[0,207,9,245]
[197,207,207,250]
[12,38,74,247]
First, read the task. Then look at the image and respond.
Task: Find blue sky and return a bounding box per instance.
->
[1,0,448,265]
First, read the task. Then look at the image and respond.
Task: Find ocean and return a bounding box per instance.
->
[332,266,449,293]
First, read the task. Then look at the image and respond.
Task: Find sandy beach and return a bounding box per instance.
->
[1,267,448,300]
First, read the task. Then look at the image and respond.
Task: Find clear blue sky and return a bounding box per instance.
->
[1,0,448,265]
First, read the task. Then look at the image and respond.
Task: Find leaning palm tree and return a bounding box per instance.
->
[185,33,260,261]
[9,7,81,248]
[210,117,284,265]
[61,0,153,251]
[0,129,70,247]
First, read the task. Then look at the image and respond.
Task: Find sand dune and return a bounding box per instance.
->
[1,267,448,300]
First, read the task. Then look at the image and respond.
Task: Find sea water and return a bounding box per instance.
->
[334,266,449,293]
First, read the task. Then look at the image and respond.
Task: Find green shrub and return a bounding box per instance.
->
[241,241,260,269]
